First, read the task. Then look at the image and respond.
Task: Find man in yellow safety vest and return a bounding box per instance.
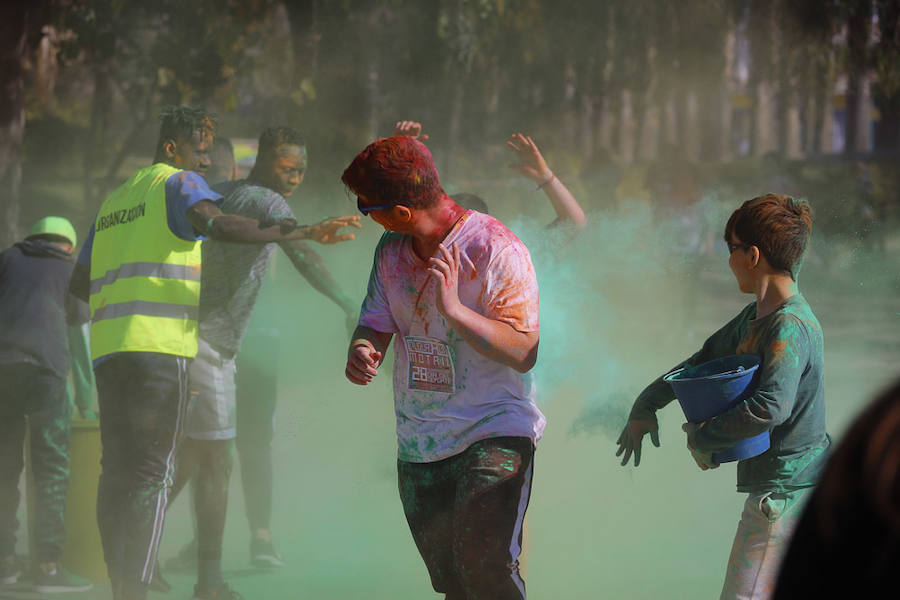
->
[69,105,359,600]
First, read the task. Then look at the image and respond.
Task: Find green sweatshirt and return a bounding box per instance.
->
[631,294,830,493]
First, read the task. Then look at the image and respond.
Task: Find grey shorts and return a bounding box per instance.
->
[184,337,237,440]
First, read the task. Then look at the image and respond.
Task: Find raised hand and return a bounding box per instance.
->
[427,242,462,318]
[393,120,429,140]
[616,415,661,467]
[506,133,553,184]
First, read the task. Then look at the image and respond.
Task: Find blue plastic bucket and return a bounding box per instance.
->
[663,354,770,463]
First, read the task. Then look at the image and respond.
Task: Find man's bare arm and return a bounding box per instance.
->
[187,200,360,244]
[506,133,587,231]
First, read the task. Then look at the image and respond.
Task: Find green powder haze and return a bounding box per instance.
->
[11,178,897,600]
[5,1,898,593]
[153,183,898,599]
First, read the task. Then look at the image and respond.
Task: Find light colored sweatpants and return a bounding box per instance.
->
[719,488,810,600]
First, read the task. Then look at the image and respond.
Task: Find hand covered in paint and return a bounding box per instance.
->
[302,216,362,244]
[345,340,384,385]
[428,243,462,318]
[616,415,660,467]
[393,120,429,140]
[682,422,719,471]
[506,133,553,184]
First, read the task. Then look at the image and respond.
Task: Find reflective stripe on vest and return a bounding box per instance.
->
[88,163,203,360]
[89,262,201,295]
[92,300,200,323]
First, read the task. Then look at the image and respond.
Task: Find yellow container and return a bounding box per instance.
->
[26,418,107,583]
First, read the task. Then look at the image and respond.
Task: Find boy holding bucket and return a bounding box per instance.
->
[617,194,830,600]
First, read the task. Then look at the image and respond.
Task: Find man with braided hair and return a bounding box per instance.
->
[69,106,359,600]
[162,125,360,599]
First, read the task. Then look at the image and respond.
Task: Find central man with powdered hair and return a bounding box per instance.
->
[343,135,544,600]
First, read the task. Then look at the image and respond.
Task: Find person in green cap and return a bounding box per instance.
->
[0,216,96,594]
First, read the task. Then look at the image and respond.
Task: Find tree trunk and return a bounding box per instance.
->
[610,91,624,162]
[775,32,791,155]
[0,5,30,248]
[873,0,900,153]
[577,56,597,160]
[446,63,470,181]
[597,96,613,156]
[697,86,722,161]
[633,89,649,162]
[748,79,759,156]
[844,3,870,156]
[283,0,320,91]
[873,94,900,153]
[100,77,160,197]
[84,62,113,207]
[678,89,700,161]
[810,54,830,155]
[562,57,578,149]
[658,93,676,153]
[366,53,381,143]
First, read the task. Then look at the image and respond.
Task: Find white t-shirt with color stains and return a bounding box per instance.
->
[359,210,546,463]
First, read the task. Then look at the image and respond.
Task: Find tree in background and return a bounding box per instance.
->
[1,0,51,249]
[5,0,900,246]
[873,0,900,152]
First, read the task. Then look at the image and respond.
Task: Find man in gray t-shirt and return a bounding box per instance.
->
[198,179,298,355]
[167,127,359,600]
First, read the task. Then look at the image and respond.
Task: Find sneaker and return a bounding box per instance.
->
[149,561,171,593]
[250,538,284,568]
[191,583,244,600]
[32,564,93,593]
[165,538,198,571]
[1,556,23,585]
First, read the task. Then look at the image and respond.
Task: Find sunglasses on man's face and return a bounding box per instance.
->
[356,197,410,216]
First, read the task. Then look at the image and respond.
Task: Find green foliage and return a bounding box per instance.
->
[16,0,900,211]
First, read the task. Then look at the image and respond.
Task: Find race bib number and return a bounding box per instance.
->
[404,336,455,394]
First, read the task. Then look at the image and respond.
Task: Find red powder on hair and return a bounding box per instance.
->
[341,136,445,209]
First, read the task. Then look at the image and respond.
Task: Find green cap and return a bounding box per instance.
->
[29,216,77,247]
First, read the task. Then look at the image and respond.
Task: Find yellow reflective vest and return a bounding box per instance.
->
[89,163,202,360]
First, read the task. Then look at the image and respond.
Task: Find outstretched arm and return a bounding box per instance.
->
[279,239,359,332]
[617,305,754,468]
[506,133,587,232]
[187,199,361,245]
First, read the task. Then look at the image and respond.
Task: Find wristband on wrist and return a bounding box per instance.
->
[536,172,556,190]
[350,338,375,351]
